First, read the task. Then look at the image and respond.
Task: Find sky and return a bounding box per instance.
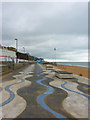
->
[1,2,88,62]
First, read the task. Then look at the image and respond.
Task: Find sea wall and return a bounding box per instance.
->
[1,62,30,76]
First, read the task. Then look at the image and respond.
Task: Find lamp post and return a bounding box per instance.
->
[15,38,18,63]
[54,48,56,65]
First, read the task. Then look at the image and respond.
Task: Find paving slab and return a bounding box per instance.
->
[73,74,88,85]
[1,64,35,119]
[49,79,89,118]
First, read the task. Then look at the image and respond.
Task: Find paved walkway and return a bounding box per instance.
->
[50,79,89,118]
[0,64,34,118]
[0,63,89,119]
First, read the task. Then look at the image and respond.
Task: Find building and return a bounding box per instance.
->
[0,46,16,63]
[0,45,44,63]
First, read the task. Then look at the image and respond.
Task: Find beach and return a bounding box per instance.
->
[54,64,89,78]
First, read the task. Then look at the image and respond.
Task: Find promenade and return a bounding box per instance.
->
[0,63,89,119]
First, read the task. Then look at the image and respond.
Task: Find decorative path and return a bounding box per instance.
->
[0,64,34,118]
[36,72,67,119]
[50,79,89,118]
[0,64,89,119]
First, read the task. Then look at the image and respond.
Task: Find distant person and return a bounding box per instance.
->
[12,58,14,70]
[12,58,14,63]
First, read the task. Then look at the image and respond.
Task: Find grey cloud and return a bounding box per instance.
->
[2,2,88,61]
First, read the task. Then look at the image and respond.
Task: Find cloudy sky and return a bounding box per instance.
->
[1,2,88,62]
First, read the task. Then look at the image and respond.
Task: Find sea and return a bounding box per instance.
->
[57,62,90,67]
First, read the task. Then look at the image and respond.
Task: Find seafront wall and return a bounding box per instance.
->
[53,64,89,78]
[0,62,30,76]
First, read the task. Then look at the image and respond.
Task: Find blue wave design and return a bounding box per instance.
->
[0,79,24,107]
[36,75,67,119]
[61,81,90,99]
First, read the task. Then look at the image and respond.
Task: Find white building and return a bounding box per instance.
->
[0,46,16,62]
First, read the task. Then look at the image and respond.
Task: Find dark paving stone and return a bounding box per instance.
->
[17,64,54,118]
[17,64,74,118]
[77,84,90,95]
[42,78,73,119]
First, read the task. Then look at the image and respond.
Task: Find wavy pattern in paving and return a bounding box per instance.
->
[50,79,89,118]
[73,74,88,85]
[36,73,67,119]
[61,81,90,99]
[0,72,32,118]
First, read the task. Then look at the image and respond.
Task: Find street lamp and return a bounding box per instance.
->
[15,38,18,52]
[54,48,56,65]
[15,38,18,63]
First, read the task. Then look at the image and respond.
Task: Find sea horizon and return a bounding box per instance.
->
[56,62,89,67]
